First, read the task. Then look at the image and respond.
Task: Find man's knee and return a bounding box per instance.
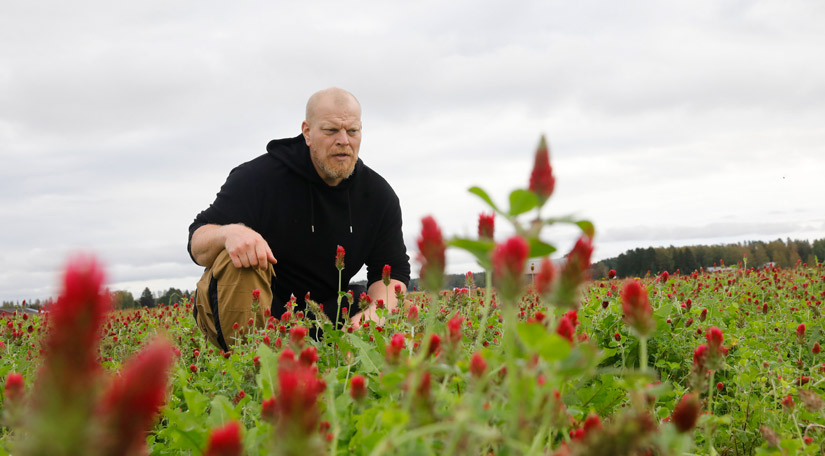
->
[195,249,274,350]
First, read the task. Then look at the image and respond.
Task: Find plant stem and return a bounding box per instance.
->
[472,269,494,351]
[639,336,648,373]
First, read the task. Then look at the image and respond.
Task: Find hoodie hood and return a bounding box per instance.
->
[266,134,358,234]
[266,134,363,189]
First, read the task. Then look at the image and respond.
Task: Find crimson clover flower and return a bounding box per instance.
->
[335,245,345,271]
[556,314,575,344]
[557,235,593,309]
[797,323,806,344]
[608,269,617,279]
[492,235,530,303]
[671,393,701,433]
[470,353,487,378]
[417,216,446,293]
[621,280,654,337]
[350,375,367,402]
[478,212,495,241]
[204,420,243,456]
[386,333,405,363]
[382,264,392,287]
[97,337,175,456]
[706,326,727,370]
[275,353,327,434]
[3,373,24,403]
[447,315,464,346]
[534,257,556,298]
[528,135,555,206]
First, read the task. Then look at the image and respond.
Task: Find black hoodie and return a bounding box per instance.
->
[188,134,410,320]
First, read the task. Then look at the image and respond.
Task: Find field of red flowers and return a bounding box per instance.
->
[2,137,824,455]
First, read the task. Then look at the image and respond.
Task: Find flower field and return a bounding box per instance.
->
[2,137,824,455]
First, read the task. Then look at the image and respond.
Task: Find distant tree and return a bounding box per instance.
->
[157,288,184,306]
[111,290,136,310]
[139,287,155,308]
[766,239,790,267]
[813,239,825,264]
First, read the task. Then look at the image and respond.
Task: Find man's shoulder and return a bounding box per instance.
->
[354,161,396,196]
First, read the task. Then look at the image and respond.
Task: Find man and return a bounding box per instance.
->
[188,88,410,351]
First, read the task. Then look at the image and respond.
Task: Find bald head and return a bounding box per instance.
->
[305,87,361,124]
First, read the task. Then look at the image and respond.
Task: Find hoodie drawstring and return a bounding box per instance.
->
[308,184,353,234]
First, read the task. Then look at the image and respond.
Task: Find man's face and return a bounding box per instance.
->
[302,97,362,186]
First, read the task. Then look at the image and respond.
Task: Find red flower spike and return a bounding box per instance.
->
[529,135,555,205]
[478,212,495,241]
[706,327,726,370]
[556,315,575,344]
[535,257,556,297]
[386,334,405,362]
[335,245,345,271]
[4,373,25,403]
[299,346,319,366]
[797,323,806,344]
[289,327,308,347]
[582,414,602,437]
[608,269,617,279]
[427,334,441,357]
[782,394,795,410]
[447,315,464,345]
[382,264,392,287]
[204,420,243,456]
[261,397,276,420]
[350,375,367,401]
[672,393,701,432]
[621,280,654,337]
[275,357,326,433]
[813,342,821,355]
[252,289,260,302]
[557,236,593,309]
[492,235,530,303]
[470,353,487,378]
[417,216,446,293]
[98,337,175,456]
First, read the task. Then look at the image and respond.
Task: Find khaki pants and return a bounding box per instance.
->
[194,250,273,351]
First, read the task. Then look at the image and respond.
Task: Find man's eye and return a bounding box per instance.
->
[348,129,359,134]
[325,129,338,133]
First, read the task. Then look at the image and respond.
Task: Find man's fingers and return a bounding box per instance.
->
[229,252,243,269]
[256,244,268,270]
[267,246,277,265]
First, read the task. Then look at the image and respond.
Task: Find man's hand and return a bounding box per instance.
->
[191,223,277,270]
[222,224,277,270]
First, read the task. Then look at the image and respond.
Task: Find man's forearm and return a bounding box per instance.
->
[190,224,228,267]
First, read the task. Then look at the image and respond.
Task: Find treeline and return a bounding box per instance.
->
[109,287,193,310]
[591,238,825,279]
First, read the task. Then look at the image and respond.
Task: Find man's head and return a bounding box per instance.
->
[302,88,362,186]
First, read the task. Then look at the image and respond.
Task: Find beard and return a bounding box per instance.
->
[313,146,357,182]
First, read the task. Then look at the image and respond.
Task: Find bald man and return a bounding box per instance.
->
[188,88,410,350]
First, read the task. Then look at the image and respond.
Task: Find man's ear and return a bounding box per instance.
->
[301,121,311,146]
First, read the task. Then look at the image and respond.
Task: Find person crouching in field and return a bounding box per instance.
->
[187,87,410,351]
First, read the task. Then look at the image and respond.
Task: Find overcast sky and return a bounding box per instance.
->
[2,0,824,302]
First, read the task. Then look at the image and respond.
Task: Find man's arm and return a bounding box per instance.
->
[351,279,407,324]
[190,223,276,270]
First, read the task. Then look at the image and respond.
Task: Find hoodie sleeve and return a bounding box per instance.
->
[365,191,411,288]
[187,162,262,263]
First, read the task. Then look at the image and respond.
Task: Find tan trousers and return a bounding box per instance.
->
[194,250,273,351]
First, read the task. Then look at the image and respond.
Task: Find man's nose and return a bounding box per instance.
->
[336,130,349,145]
